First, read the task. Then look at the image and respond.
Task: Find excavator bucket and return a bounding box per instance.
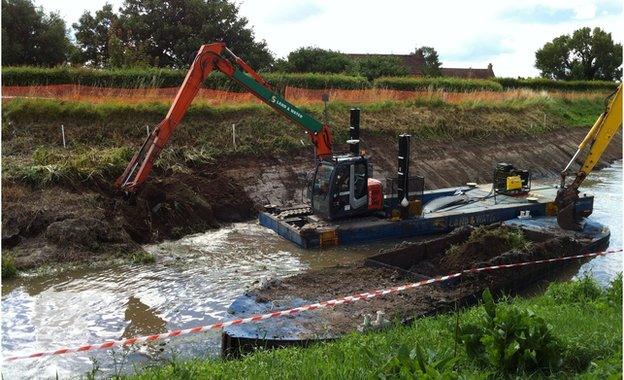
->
[556,202,583,231]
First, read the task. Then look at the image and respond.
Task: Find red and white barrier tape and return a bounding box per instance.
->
[4,248,621,362]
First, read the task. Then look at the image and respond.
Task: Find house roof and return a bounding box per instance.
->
[345,53,495,79]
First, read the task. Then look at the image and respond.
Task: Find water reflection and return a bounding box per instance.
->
[122,296,167,338]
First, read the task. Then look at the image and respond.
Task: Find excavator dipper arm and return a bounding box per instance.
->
[556,84,622,230]
[116,42,333,192]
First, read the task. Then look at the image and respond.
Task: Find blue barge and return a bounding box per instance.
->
[259,183,595,248]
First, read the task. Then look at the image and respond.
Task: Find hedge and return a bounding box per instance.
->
[1,66,183,88]
[2,66,618,93]
[493,77,619,92]
[1,66,369,91]
[373,76,504,92]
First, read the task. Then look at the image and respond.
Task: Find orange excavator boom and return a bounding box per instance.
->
[116,42,333,192]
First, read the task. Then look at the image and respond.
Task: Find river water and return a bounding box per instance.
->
[1,162,622,379]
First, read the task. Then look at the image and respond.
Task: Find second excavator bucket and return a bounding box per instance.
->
[556,201,584,231]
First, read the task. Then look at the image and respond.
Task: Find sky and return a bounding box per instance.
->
[35,0,623,77]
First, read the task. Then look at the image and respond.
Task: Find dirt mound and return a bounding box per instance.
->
[438,226,527,273]
[248,263,447,335]
[403,225,529,276]
[2,166,257,270]
[44,217,122,249]
[244,228,589,336]
[116,170,256,243]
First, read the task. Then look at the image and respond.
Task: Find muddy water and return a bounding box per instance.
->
[2,162,622,379]
[1,225,404,378]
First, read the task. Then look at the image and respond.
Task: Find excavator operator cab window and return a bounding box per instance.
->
[311,162,333,216]
[336,166,350,194]
[354,162,367,199]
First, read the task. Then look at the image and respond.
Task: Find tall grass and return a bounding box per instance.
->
[3,146,135,186]
[2,90,606,124]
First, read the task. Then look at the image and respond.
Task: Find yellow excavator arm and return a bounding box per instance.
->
[556,84,622,230]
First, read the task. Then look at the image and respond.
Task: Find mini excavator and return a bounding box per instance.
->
[116,43,383,220]
[555,84,622,230]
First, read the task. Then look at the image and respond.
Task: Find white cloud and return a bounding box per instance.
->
[574,3,598,19]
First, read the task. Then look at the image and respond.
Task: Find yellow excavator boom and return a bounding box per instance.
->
[566,84,622,177]
[556,84,622,230]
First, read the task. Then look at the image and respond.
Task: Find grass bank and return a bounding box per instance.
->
[2,94,606,187]
[126,276,622,379]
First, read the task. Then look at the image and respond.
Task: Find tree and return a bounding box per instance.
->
[72,0,273,69]
[2,0,71,66]
[354,56,409,80]
[535,27,622,81]
[119,0,272,68]
[285,47,354,73]
[414,46,442,77]
[72,4,119,66]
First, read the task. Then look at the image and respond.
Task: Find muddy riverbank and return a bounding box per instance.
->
[2,128,621,271]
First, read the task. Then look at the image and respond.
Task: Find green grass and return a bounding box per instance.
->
[1,252,18,279]
[544,97,607,127]
[3,146,135,186]
[130,251,156,264]
[124,276,622,379]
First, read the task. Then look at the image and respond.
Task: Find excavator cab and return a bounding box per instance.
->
[310,156,375,220]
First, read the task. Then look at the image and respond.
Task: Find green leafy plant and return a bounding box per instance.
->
[378,343,458,379]
[456,289,563,374]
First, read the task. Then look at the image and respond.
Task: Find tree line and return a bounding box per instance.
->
[2,0,621,81]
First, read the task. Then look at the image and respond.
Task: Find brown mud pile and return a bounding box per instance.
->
[2,167,256,269]
[245,226,584,335]
[2,128,621,271]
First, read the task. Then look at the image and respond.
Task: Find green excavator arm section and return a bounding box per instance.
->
[231,69,324,133]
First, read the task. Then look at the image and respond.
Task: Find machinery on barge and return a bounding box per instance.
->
[116,42,622,248]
